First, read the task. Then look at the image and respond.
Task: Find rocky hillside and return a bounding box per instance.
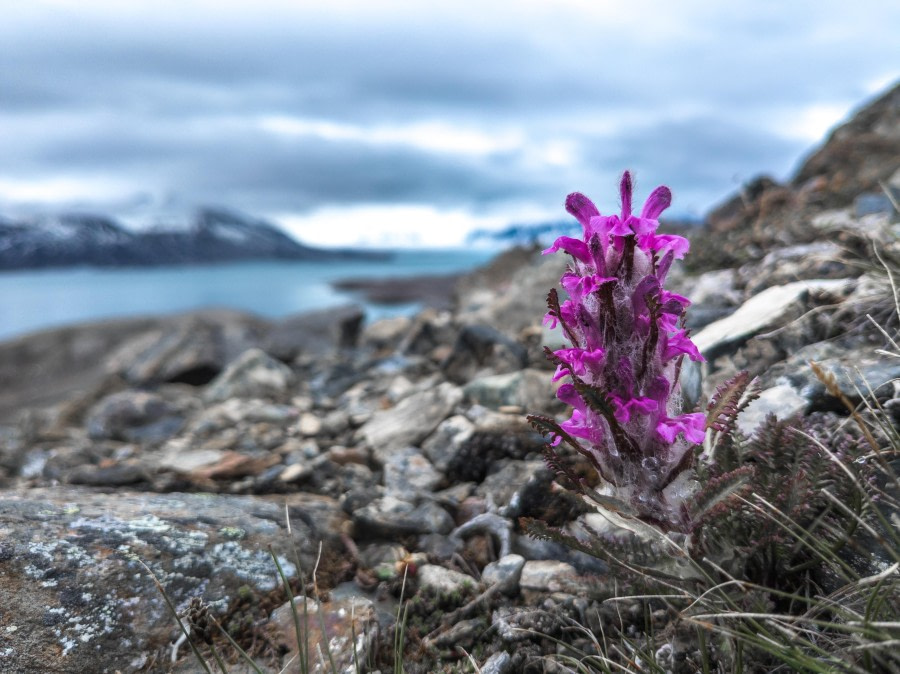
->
[0,208,386,270]
[698,81,900,268]
[0,84,897,672]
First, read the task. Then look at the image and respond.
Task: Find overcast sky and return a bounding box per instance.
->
[1,1,898,247]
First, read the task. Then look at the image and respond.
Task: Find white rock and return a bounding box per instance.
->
[692,279,851,357]
[417,564,476,594]
[297,412,322,436]
[737,381,808,435]
[519,560,577,593]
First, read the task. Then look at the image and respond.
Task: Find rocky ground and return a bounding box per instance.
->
[0,85,898,673]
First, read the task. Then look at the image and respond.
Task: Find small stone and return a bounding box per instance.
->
[480,651,512,674]
[296,412,322,436]
[362,315,412,351]
[417,564,476,594]
[482,554,525,594]
[421,414,474,473]
[383,447,442,493]
[519,560,577,593]
[278,463,311,483]
[320,409,351,436]
[325,445,369,465]
[157,448,224,474]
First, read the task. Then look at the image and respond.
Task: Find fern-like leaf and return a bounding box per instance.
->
[688,465,755,524]
[546,287,580,346]
[705,370,756,433]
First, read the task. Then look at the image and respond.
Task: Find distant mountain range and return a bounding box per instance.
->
[0,208,388,270]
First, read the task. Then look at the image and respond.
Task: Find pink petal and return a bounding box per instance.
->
[565,193,600,232]
[543,236,591,263]
[640,185,672,220]
[619,171,634,219]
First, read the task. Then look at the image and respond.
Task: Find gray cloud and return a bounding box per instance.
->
[1,2,898,242]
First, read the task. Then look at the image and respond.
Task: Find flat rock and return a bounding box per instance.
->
[692,279,851,359]
[519,559,578,593]
[358,382,462,459]
[0,487,322,674]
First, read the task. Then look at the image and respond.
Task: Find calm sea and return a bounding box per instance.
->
[0,248,498,341]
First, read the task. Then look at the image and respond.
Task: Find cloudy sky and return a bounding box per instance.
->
[1,1,898,247]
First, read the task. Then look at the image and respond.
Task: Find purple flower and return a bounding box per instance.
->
[537,171,707,527]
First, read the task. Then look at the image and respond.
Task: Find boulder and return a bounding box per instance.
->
[692,279,852,360]
[108,311,268,386]
[0,487,324,673]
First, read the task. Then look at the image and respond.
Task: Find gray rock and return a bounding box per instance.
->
[482,554,526,594]
[421,414,475,473]
[0,487,322,674]
[440,323,528,384]
[480,651,512,674]
[383,447,443,493]
[264,304,365,360]
[362,315,412,352]
[417,564,476,594]
[400,309,456,356]
[798,351,900,409]
[476,460,547,514]
[187,399,299,436]
[204,347,295,402]
[67,461,149,486]
[462,369,551,411]
[0,316,164,423]
[86,390,183,444]
[353,495,454,538]
[358,382,462,459]
[693,279,852,360]
[107,311,268,386]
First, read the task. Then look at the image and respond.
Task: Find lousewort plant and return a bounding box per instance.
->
[530,171,705,529]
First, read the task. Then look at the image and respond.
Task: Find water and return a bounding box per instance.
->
[0,248,498,341]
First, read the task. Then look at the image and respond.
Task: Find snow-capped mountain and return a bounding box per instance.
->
[0,209,385,270]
